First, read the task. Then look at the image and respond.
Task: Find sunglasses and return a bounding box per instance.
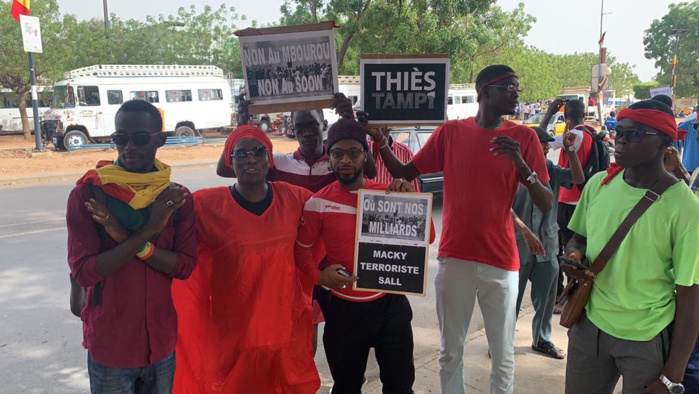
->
[614,129,660,143]
[329,148,365,160]
[489,84,524,94]
[232,145,268,161]
[111,132,161,146]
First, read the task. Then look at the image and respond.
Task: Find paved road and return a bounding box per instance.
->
[0,164,522,393]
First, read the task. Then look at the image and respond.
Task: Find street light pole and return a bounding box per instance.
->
[103,0,110,39]
[597,0,605,126]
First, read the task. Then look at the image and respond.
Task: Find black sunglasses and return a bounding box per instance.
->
[232,145,268,161]
[614,129,660,143]
[111,132,161,146]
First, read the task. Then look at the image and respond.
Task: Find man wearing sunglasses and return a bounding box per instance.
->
[561,99,699,394]
[295,118,435,394]
[367,64,552,394]
[66,99,197,393]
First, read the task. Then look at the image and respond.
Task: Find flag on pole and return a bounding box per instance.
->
[598,32,606,45]
[671,55,677,70]
[11,0,31,22]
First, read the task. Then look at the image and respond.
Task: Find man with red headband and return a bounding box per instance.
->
[368,65,552,394]
[172,125,323,393]
[561,99,699,394]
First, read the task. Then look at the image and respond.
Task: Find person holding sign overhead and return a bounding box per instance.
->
[368,65,552,394]
[295,118,435,394]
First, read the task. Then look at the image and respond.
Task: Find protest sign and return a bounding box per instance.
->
[360,54,449,125]
[353,190,433,296]
[235,22,339,114]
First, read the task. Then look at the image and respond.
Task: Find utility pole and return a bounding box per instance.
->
[669,28,688,107]
[597,0,605,126]
[102,0,110,38]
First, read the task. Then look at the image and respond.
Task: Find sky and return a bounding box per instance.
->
[55,0,683,82]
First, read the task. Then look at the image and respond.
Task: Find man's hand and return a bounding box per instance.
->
[547,98,566,115]
[663,147,683,172]
[354,110,383,141]
[318,264,358,289]
[562,123,577,151]
[490,136,528,171]
[643,379,670,394]
[142,186,188,236]
[332,93,354,119]
[85,199,129,243]
[386,178,416,193]
[559,252,594,282]
[523,230,545,256]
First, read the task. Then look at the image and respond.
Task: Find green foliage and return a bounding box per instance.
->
[632,82,661,100]
[643,1,699,97]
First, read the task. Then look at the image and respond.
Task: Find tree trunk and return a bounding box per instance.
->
[18,87,31,140]
[337,35,354,71]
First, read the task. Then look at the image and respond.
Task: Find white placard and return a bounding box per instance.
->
[20,15,42,53]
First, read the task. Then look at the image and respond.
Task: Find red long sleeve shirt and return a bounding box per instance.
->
[66,183,197,368]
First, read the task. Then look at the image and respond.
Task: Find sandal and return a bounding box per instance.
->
[532,340,566,360]
[553,302,564,315]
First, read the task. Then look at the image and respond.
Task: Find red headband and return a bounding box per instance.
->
[224,125,275,169]
[617,108,677,141]
[480,73,519,90]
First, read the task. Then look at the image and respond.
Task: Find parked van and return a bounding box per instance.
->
[42,65,233,150]
[447,84,478,120]
[0,88,51,134]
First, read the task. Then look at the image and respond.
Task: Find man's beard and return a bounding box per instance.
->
[333,167,363,185]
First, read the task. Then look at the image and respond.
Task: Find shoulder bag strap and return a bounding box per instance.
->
[590,175,679,273]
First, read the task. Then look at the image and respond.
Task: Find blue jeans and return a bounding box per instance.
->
[88,352,175,394]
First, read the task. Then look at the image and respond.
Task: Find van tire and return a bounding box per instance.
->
[63,130,89,150]
[258,120,271,133]
[175,121,197,137]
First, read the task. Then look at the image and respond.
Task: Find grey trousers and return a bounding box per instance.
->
[565,313,671,394]
[515,255,558,345]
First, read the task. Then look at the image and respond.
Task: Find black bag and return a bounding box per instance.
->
[578,127,611,190]
[69,183,181,317]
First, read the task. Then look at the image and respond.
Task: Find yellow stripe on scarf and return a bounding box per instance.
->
[95,158,172,210]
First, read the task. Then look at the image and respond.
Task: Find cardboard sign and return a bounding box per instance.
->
[236,22,339,114]
[360,54,449,125]
[353,190,433,296]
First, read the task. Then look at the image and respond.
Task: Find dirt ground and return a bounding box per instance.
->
[0,134,299,181]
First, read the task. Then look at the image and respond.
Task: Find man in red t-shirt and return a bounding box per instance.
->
[368,65,552,394]
[295,119,435,394]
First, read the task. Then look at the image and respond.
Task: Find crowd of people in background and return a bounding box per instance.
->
[65,64,698,394]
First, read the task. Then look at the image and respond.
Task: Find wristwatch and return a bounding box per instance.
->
[566,144,576,152]
[525,171,539,185]
[660,374,685,394]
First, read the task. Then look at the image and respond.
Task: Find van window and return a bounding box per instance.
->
[166,90,192,103]
[462,95,475,104]
[448,96,454,105]
[454,96,462,104]
[198,89,223,101]
[107,90,123,105]
[78,86,101,106]
[131,91,160,103]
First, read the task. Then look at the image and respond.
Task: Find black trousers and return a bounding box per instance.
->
[557,203,577,296]
[323,294,415,394]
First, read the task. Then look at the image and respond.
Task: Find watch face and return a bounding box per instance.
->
[670,386,684,394]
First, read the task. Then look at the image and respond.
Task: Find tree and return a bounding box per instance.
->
[643,1,699,97]
[0,0,68,139]
[632,82,661,100]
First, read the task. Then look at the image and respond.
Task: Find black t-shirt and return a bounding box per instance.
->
[230,183,273,216]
